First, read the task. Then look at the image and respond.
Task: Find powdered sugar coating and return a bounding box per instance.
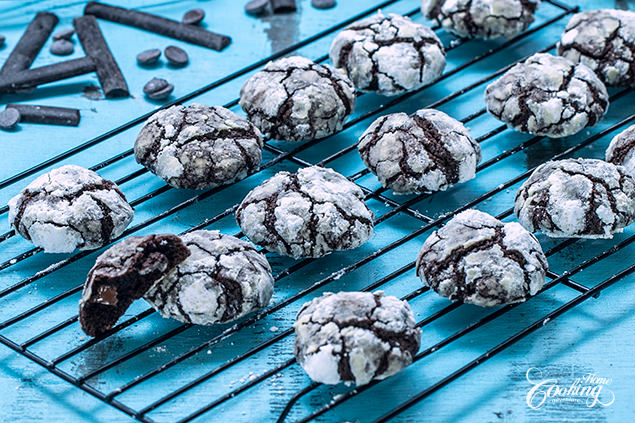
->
[358,108,481,194]
[294,291,420,386]
[606,125,635,174]
[8,165,134,253]
[422,0,540,39]
[514,158,635,239]
[416,209,548,307]
[557,9,635,87]
[239,56,355,141]
[135,103,263,190]
[329,12,445,96]
[485,53,609,138]
[236,166,374,259]
[144,230,274,325]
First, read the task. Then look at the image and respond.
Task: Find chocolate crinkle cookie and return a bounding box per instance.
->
[485,53,609,138]
[557,9,635,87]
[329,12,445,96]
[144,230,274,325]
[294,291,421,386]
[358,108,481,194]
[606,124,635,174]
[421,0,540,39]
[515,158,635,239]
[134,103,263,190]
[239,56,355,142]
[236,166,374,259]
[416,209,548,307]
[79,234,190,336]
[8,165,134,253]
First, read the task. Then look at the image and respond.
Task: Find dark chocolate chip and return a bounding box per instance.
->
[0,108,21,130]
[53,28,75,40]
[164,45,188,66]
[136,48,161,65]
[143,77,173,100]
[245,0,269,15]
[147,83,174,100]
[0,35,5,46]
[182,8,205,25]
[311,0,335,9]
[50,39,74,56]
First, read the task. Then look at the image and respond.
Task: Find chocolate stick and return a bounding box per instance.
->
[0,12,58,76]
[0,57,96,93]
[73,15,129,98]
[84,1,231,51]
[6,104,81,126]
[270,0,297,13]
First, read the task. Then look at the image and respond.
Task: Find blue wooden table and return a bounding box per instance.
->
[0,0,633,422]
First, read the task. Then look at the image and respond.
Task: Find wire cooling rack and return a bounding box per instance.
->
[1,0,634,421]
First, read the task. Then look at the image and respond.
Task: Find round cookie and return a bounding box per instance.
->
[329,12,445,96]
[79,234,190,337]
[514,158,635,239]
[557,9,635,87]
[485,53,609,138]
[358,108,481,194]
[144,230,274,325]
[416,209,548,307]
[294,291,420,386]
[421,0,541,40]
[8,165,134,253]
[235,166,374,258]
[134,103,263,190]
[606,124,635,174]
[239,56,355,142]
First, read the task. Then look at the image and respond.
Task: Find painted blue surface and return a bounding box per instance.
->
[0,0,633,422]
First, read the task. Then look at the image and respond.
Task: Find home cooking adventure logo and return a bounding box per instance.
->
[525,367,615,410]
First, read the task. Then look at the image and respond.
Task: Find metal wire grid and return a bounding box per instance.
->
[0,0,632,421]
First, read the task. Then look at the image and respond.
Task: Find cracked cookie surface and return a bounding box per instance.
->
[416,209,548,307]
[358,108,481,194]
[134,103,263,190]
[606,124,635,174]
[422,0,540,39]
[235,166,374,259]
[557,9,635,87]
[485,53,609,138]
[239,56,355,141]
[514,158,635,239]
[294,291,420,386]
[79,234,190,336]
[329,12,445,96]
[144,230,274,325]
[8,165,134,253]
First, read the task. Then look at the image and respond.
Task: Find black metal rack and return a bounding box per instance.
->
[0,1,633,422]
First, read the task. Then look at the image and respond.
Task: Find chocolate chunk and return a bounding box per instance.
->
[312,0,335,9]
[245,0,269,15]
[0,108,20,131]
[182,8,205,25]
[143,77,173,99]
[49,39,74,56]
[79,234,191,336]
[136,48,161,65]
[53,28,75,40]
[164,45,188,66]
